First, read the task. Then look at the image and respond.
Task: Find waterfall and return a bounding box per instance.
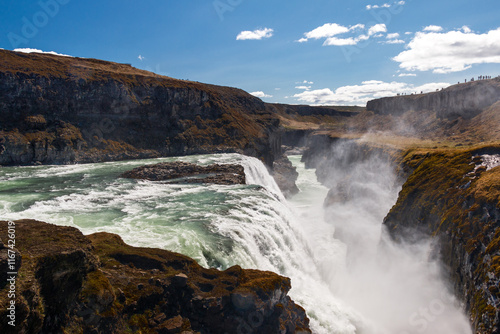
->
[0,152,473,333]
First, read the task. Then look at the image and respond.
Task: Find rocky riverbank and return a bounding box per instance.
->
[0,220,311,334]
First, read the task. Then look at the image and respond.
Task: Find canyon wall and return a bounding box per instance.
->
[367,78,500,119]
[0,50,281,167]
[383,147,500,333]
[302,136,500,333]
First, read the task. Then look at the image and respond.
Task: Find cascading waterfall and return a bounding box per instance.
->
[0,152,472,333]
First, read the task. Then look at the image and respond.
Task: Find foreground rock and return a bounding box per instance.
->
[121,162,246,185]
[0,220,311,334]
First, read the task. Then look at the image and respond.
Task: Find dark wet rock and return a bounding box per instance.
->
[121,162,246,185]
[0,220,311,334]
[272,157,299,198]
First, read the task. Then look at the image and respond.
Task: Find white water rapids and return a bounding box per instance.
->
[0,153,472,333]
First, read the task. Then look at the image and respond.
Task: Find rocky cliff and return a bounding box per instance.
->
[383,146,500,333]
[0,49,281,167]
[301,133,500,333]
[0,220,311,334]
[366,78,500,119]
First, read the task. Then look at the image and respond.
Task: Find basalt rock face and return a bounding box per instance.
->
[366,78,500,119]
[0,50,281,167]
[121,162,246,185]
[272,157,299,198]
[0,220,311,334]
[384,147,500,334]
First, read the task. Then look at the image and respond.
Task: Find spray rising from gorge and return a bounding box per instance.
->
[0,149,472,333]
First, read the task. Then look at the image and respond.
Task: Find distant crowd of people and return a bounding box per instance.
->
[395,75,498,97]
[461,75,497,83]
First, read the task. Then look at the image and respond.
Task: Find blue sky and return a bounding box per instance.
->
[2,0,500,105]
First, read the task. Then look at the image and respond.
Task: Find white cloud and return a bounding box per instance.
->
[303,80,314,84]
[398,73,417,77]
[324,37,357,46]
[299,23,368,43]
[385,39,405,44]
[387,33,400,39]
[13,48,72,57]
[138,55,145,61]
[303,23,350,40]
[250,91,273,98]
[366,1,404,10]
[275,88,281,91]
[350,24,366,31]
[236,28,273,40]
[423,25,443,32]
[394,27,500,73]
[405,31,413,35]
[300,22,391,46]
[462,25,472,33]
[368,24,387,36]
[293,80,450,105]
[295,86,311,90]
[366,3,391,10]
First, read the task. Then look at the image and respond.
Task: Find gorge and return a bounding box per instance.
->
[1,49,500,333]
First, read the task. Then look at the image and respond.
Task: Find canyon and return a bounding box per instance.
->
[1,49,500,333]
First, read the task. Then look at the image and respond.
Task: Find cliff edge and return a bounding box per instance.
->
[367,78,500,120]
[0,49,281,167]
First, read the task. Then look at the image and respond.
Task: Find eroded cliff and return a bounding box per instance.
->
[367,78,500,120]
[384,147,500,333]
[0,50,281,167]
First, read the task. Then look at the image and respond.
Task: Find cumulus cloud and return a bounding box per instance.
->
[236,28,273,40]
[293,80,450,105]
[398,73,417,77]
[387,33,400,39]
[13,48,72,57]
[250,91,273,98]
[324,37,357,46]
[385,39,405,44]
[368,24,387,36]
[138,55,145,61]
[295,85,311,90]
[300,22,390,46]
[366,1,405,10]
[366,3,390,10]
[393,27,500,73]
[301,23,350,41]
[423,25,443,32]
[462,25,472,33]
